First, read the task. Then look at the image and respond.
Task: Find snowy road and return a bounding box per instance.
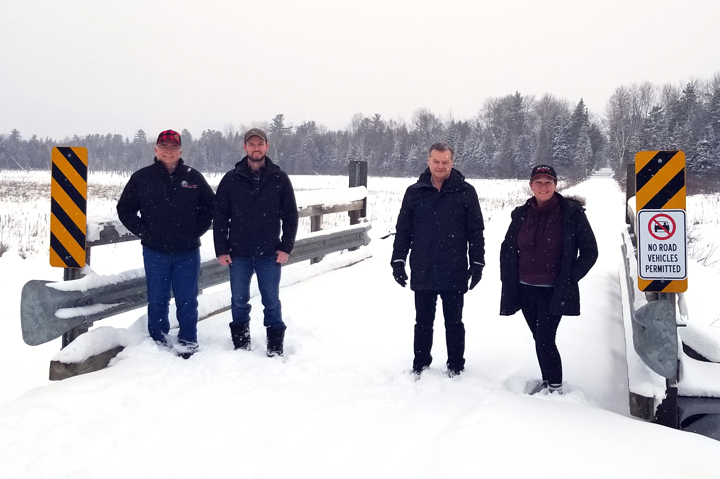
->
[2,174,720,478]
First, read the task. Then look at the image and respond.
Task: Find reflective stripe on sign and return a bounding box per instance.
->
[50,147,88,268]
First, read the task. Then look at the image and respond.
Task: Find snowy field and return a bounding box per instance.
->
[2,169,720,478]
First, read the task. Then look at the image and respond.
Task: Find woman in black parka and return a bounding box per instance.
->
[500,165,598,394]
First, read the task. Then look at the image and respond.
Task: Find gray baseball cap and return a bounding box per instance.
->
[244,128,268,143]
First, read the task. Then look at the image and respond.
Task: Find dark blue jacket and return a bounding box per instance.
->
[213,157,298,258]
[391,168,485,292]
[500,193,598,316]
[116,159,215,254]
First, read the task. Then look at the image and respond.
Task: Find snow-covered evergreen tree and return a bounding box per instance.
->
[573,125,593,178]
[551,116,571,172]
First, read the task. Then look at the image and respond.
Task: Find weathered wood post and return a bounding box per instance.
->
[348,161,367,252]
[348,161,367,224]
[310,215,323,264]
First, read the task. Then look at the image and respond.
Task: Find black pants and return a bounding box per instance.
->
[519,284,563,385]
[413,290,465,372]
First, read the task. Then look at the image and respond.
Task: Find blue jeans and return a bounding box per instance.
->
[229,256,284,328]
[143,246,200,345]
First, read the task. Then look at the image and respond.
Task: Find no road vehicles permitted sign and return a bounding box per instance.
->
[637,209,687,280]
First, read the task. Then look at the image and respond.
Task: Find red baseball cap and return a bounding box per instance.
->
[156,130,181,146]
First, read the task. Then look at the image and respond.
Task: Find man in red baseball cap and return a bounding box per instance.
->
[117,129,215,359]
[154,129,183,173]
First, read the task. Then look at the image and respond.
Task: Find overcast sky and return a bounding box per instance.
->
[2,0,720,140]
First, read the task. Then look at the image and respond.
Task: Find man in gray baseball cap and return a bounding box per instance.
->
[214,127,298,357]
[244,127,268,143]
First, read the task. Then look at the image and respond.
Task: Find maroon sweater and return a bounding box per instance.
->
[517,194,564,286]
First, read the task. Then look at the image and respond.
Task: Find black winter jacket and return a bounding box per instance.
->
[500,193,598,316]
[391,168,485,292]
[213,157,298,258]
[116,159,215,254]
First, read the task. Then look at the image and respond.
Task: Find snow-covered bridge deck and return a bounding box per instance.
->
[2,173,720,477]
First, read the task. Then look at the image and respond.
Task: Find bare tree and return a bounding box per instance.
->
[532,94,569,165]
[605,84,655,172]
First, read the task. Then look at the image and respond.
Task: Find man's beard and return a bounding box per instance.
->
[248,154,265,163]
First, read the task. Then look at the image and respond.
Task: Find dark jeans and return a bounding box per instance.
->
[229,256,284,329]
[413,290,465,372]
[142,246,200,346]
[519,284,563,385]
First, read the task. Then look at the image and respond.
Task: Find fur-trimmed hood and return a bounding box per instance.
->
[561,194,586,207]
[521,192,587,210]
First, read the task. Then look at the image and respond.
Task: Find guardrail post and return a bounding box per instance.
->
[348,161,367,225]
[310,215,323,264]
[655,372,680,428]
[654,291,680,428]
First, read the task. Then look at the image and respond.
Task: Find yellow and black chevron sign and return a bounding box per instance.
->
[50,147,88,268]
[635,150,687,293]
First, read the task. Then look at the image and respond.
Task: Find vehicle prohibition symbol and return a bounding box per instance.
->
[648,213,676,241]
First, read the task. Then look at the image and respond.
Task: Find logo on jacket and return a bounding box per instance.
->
[181,180,197,189]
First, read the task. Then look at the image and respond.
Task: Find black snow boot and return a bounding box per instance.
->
[445,321,466,377]
[266,326,286,357]
[229,321,251,350]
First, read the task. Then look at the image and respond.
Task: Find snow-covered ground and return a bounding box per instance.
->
[2,171,720,478]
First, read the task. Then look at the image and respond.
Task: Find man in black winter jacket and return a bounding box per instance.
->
[391,142,485,378]
[214,128,298,357]
[117,129,215,359]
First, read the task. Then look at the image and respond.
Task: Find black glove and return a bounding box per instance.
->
[392,263,408,287]
[468,263,483,290]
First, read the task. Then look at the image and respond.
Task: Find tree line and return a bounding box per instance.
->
[2,72,719,189]
[606,76,720,191]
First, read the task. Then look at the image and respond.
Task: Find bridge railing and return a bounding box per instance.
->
[21,162,371,380]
